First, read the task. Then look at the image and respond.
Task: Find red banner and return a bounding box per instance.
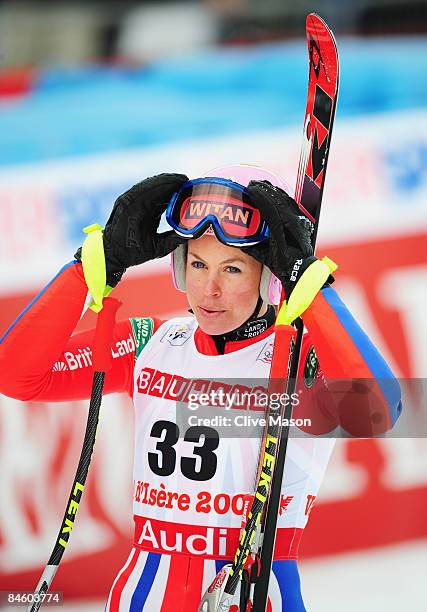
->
[1,229,426,599]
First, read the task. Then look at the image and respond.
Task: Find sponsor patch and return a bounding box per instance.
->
[256,342,274,364]
[52,361,68,372]
[304,346,318,388]
[130,317,155,360]
[279,495,294,516]
[239,318,268,340]
[52,335,136,373]
[305,494,316,516]
[208,565,229,593]
[161,323,192,346]
[136,366,268,411]
[184,199,253,229]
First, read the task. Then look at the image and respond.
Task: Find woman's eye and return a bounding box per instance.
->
[226,265,241,274]
[191,260,205,269]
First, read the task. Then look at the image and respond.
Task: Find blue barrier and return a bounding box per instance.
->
[0,38,426,166]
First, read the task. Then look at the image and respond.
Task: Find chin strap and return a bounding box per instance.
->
[212,298,276,354]
[250,294,264,321]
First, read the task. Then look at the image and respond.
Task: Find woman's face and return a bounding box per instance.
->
[185,234,263,335]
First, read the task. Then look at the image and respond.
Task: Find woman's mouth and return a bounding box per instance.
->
[198,306,226,318]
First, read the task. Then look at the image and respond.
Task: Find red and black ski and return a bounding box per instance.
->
[197,14,339,612]
[251,14,340,611]
[295,13,340,229]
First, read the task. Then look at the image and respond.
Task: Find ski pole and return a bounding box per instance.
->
[27,296,121,612]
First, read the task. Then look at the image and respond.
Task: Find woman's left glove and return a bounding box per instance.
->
[76,173,188,287]
[245,180,319,298]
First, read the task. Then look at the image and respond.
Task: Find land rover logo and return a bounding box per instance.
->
[304,346,318,388]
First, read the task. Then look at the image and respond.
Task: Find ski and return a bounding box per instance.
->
[295,13,340,225]
[197,13,339,612]
[252,13,340,611]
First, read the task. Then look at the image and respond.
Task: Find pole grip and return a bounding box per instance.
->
[92,297,121,372]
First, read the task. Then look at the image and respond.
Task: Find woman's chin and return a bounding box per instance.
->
[198,320,229,336]
[196,314,234,336]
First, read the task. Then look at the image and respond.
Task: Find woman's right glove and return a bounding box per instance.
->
[75,173,188,287]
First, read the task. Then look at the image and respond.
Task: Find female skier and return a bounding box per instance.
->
[0,164,401,611]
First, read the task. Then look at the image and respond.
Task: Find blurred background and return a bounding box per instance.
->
[0,0,427,610]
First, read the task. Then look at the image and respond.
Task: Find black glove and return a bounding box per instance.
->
[76,173,188,287]
[245,180,317,298]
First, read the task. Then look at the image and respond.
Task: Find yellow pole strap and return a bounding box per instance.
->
[276,256,338,327]
[80,224,112,313]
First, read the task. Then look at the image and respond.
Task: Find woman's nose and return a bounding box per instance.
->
[203,273,222,297]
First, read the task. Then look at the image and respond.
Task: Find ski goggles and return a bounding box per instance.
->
[166,177,269,246]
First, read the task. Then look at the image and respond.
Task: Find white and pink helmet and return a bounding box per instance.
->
[169,163,292,306]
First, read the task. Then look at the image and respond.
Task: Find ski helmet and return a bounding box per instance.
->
[168,163,292,306]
